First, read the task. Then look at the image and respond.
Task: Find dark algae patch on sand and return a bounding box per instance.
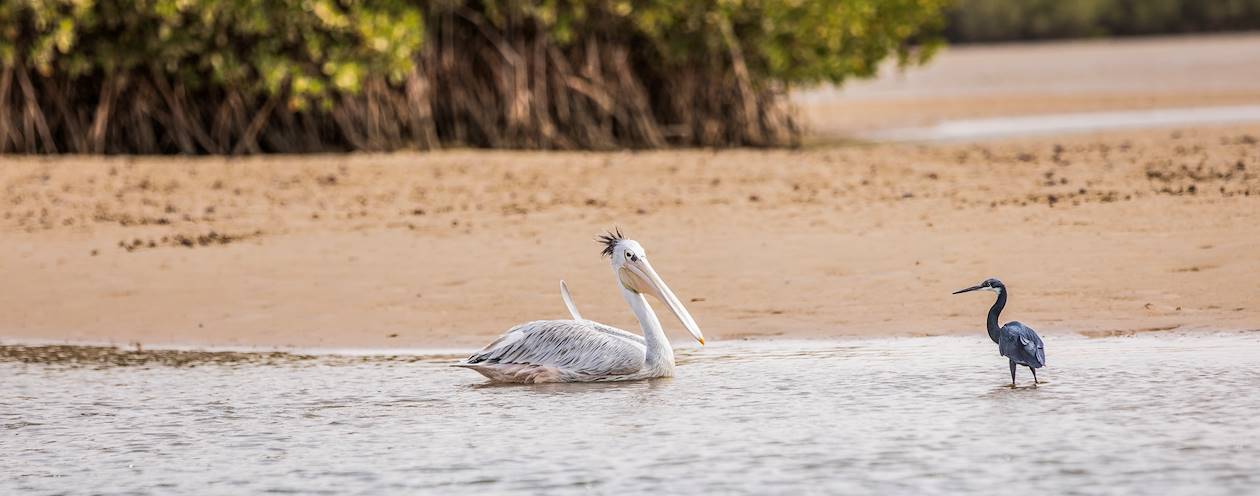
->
[0,345,458,368]
[0,345,316,367]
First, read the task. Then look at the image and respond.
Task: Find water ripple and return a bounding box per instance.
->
[3,334,1259,494]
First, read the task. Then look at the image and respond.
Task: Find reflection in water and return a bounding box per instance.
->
[4,333,1260,494]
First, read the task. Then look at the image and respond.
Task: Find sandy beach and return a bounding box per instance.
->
[2,35,1258,349]
[2,125,1257,349]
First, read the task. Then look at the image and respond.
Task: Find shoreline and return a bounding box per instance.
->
[3,328,1257,365]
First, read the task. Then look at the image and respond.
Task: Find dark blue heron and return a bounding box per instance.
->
[953,278,1046,386]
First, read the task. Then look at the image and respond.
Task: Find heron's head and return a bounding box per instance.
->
[598,228,705,345]
[953,278,1005,295]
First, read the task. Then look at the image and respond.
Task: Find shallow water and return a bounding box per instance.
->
[863,104,1260,142]
[4,333,1259,495]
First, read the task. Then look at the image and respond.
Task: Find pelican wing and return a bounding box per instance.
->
[461,320,645,376]
[555,282,645,343]
[560,280,582,320]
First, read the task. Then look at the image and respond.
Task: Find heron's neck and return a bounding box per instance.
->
[986,289,1006,344]
[622,287,673,367]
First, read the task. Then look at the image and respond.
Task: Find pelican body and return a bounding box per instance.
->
[954,278,1046,386]
[455,231,704,383]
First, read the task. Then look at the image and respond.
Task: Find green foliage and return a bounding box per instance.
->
[945,0,1260,42]
[4,0,943,99]
[641,0,946,84]
[460,0,947,86]
[0,1,947,153]
[1,0,426,108]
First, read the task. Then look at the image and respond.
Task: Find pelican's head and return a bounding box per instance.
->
[599,229,705,345]
[953,277,1005,295]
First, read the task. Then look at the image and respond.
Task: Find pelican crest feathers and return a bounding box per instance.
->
[598,228,625,257]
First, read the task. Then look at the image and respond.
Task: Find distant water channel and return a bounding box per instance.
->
[863,105,1260,142]
[4,333,1259,494]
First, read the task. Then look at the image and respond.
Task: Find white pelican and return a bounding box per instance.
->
[455,230,705,383]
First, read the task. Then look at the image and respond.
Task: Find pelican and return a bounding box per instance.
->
[454,230,705,383]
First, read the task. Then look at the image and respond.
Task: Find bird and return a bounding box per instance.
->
[953,278,1046,387]
[454,229,705,383]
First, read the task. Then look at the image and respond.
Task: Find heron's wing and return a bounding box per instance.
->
[1002,322,1046,367]
[462,320,645,376]
[560,280,582,320]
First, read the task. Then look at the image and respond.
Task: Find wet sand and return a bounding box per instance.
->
[1,123,1257,349]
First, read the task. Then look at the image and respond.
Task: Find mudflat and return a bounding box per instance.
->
[1,123,1257,348]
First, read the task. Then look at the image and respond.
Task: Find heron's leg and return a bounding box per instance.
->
[1009,360,1017,387]
[1030,367,1039,384]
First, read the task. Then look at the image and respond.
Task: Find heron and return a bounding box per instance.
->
[454,229,705,383]
[953,278,1046,387]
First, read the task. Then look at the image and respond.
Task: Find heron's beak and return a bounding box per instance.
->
[953,285,983,294]
[620,258,705,345]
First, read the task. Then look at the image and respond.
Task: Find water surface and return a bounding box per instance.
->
[4,333,1259,494]
[863,105,1260,142]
